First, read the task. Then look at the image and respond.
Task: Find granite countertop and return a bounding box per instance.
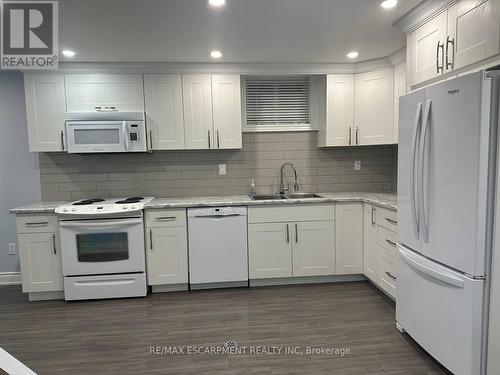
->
[9,192,397,214]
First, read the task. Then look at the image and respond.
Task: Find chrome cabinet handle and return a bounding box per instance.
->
[217,130,220,149]
[385,218,397,225]
[295,223,298,243]
[60,130,65,151]
[155,216,177,221]
[25,221,49,226]
[446,36,455,70]
[52,233,56,254]
[371,206,376,226]
[385,271,396,280]
[149,229,154,250]
[436,41,444,74]
[149,130,153,149]
[348,126,352,146]
[355,126,359,145]
[286,224,290,243]
[208,130,211,148]
[385,239,397,247]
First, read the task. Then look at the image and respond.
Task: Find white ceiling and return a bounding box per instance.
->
[59,0,422,63]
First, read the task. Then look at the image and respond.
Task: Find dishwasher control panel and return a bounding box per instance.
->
[187,206,247,218]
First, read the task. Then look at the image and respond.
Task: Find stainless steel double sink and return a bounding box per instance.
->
[249,193,323,200]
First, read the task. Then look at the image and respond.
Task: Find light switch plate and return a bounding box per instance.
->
[8,243,16,255]
[354,160,361,170]
[218,164,227,176]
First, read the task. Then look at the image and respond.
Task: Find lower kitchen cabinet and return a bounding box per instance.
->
[18,232,63,293]
[335,203,364,274]
[363,204,378,281]
[293,221,335,276]
[248,223,292,279]
[146,226,188,285]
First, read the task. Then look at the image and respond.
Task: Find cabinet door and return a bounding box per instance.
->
[393,62,407,143]
[354,68,394,145]
[325,74,355,146]
[18,232,63,293]
[65,74,144,112]
[144,74,185,150]
[212,74,242,149]
[335,203,364,274]
[24,73,66,152]
[182,74,214,149]
[447,0,500,70]
[363,204,378,282]
[248,223,292,279]
[292,221,335,277]
[146,226,188,285]
[407,11,448,86]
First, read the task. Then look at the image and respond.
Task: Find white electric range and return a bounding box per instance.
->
[55,197,153,301]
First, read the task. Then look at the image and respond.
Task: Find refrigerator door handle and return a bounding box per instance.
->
[410,102,423,238]
[419,99,432,243]
[398,246,464,288]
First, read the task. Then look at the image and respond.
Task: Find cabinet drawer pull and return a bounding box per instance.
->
[155,216,177,221]
[217,130,220,149]
[385,239,397,247]
[25,221,49,226]
[149,129,153,149]
[52,233,56,254]
[385,218,397,225]
[355,126,359,145]
[385,271,396,280]
[149,229,154,250]
[295,223,298,243]
[348,127,352,146]
[286,224,290,243]
[371,206,376,226]
[208,130,211,149]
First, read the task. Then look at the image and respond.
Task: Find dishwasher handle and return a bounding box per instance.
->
[194,214,241,219]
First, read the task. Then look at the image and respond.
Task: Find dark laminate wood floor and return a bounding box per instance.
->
[0,282,449,375]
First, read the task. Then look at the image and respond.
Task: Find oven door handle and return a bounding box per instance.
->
[59,219,142,228]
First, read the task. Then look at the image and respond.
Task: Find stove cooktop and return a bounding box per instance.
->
[55,197,154,216]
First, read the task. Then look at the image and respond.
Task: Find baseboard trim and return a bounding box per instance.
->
[151,283,189,293]
[0,272,21,286]
[250,274,366,287]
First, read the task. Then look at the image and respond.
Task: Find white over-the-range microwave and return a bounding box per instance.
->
[65,112,147,153]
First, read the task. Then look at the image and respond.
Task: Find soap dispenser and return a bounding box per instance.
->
[249,178,256,198]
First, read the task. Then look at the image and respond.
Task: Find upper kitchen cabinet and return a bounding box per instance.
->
[354,68,395,145]
[144,74,185,150]
[65,74,144,112]
[211,74,243,149]
[318,74,355,147]
[183,74,243,150]
[447,0,500,70]
[182,74,214,149]
[24,73,66,152]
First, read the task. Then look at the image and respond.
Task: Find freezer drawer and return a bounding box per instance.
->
[396,245,484,375]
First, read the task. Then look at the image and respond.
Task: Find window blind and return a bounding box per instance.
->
[245,75,310,126]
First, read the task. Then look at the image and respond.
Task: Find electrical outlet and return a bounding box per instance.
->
[8,243,16,255]
[354,160,361,171]
[218,164,227,176]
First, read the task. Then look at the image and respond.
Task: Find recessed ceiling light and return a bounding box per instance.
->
[380,0,398,9]
[209,0,226,7]
[61,50,76,58]
[210,50,222,59]
[347,51,359,59]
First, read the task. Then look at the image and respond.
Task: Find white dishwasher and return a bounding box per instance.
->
[187,206,248,289]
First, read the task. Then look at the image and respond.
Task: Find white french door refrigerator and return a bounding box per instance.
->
[397,70,499,375]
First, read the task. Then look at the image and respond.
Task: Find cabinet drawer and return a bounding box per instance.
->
[16,215,58,234]
[376,207,397,231]
[146,209,186,228]
[379,257,396,299]
[248,204,334,224]
[377,225,397,258]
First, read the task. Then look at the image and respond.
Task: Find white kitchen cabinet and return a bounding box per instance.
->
[18,232,63,293]
[248,222,293,279]
[335,203,364,274]
[211,74,242,149]
[318,74,355,147]
[65,74,144,112]
[292,221,335,276]
[183,74,214,149]
[146,226,188,285]
[393,62,407,142]
[354,68,394,145]
[144,74,185,150]
[407,11,448,87]
[363,204,378,282]
[24,73,66,152]
[447,0,500,70]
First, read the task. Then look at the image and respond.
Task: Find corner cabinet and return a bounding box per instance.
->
[24,73,66,152]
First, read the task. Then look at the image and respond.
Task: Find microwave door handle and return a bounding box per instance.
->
[122,122,129,151]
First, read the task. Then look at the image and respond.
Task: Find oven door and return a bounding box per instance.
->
[66,121,127,153]
[59,218,145,276]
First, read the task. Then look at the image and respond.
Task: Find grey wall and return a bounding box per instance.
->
[0,72,41,273]
[39,132,396,201]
